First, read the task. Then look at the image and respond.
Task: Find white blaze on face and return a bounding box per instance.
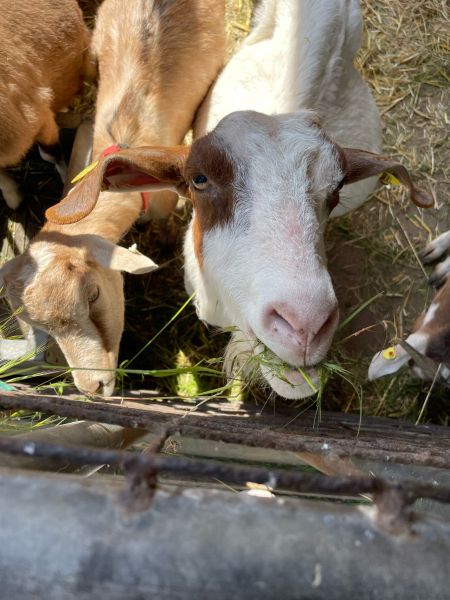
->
[186,111,344,398]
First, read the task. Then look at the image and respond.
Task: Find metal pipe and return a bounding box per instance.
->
[1,391,449,469]
[0,468,449,600]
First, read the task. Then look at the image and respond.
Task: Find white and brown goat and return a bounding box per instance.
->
[0,0,91,208]
[369,231,450,385]
[40,0,433,399]
[186,0,433,399]
[0,0,225,396]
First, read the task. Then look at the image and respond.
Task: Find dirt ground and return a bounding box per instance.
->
[0,0,448,423]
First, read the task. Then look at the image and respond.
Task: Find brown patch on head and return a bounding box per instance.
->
[186,132,239,267]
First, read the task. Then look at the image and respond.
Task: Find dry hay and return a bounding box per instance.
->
[326,0,450,421]
[1,0,449,423]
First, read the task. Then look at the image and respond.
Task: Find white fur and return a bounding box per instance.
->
[185,0,381,399]
[194,0,381,216]
[423,303,439,327]
[421,230,450,263]
[431,256,450,282]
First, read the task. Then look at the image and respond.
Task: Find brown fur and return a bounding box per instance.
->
[91,0,226,220]
[46,146,189,240]
[47,133,433,268]
[186,132,238,265]
[46,137,239,266]
[0,0,90,167]
[341,148,434,208]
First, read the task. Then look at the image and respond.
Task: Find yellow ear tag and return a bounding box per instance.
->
[380,172,401,186]
[71,160,99,184]
[382,346,397,360]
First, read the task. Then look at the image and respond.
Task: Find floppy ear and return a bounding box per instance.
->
[45,146,190,225]
[86,236,158,275]
[342,148,434,209]
[368,344,410,380]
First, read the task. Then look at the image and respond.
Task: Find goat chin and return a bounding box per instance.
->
[224,331,320,400]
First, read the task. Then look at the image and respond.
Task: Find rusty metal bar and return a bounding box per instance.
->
[1,391,449,469]
[0,421,147,471]
[0,435,450,507]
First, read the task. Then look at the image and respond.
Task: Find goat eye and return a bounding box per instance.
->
[336,179,344,191]
[191,174,208,190]
[88,286,100,304]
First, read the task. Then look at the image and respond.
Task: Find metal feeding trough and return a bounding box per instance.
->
[0,393,450,599]
[0,119,93,372]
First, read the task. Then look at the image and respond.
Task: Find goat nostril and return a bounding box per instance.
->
[315,306,339,342]
[86,382,103,396]
[265,303,339,349]
[267,308,304,343]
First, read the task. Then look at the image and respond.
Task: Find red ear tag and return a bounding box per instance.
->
[100,144,122,158]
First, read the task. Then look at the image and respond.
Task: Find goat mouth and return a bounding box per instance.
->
[255,344,321,398]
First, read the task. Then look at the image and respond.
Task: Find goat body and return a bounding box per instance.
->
[0,0,225,396]
[0,0,90,208]
[194,0,382,215]
[91,0,226,223]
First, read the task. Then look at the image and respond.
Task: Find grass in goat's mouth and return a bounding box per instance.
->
[252,343,361,397]
[248,294,383,401]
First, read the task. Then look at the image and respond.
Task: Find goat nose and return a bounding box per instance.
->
[264,302,339,350]
[79,380,104,396]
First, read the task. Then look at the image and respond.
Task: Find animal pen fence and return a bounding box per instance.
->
[0,389,449,599]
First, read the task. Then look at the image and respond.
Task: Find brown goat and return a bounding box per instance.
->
[91,0,226,220]
[0,0,226,396]
[0,0,91,208]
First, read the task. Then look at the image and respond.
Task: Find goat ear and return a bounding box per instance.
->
[45,146,190,225]
[87,236,158,274]
[368,344,410,380]
[342,148,434,209]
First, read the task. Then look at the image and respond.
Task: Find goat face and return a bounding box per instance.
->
[44,109,433,399]
[185,111,342,397]
[0,233,156,396]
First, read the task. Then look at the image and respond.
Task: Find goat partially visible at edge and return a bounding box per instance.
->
[369,231,450,386]
[0,0,91,208]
